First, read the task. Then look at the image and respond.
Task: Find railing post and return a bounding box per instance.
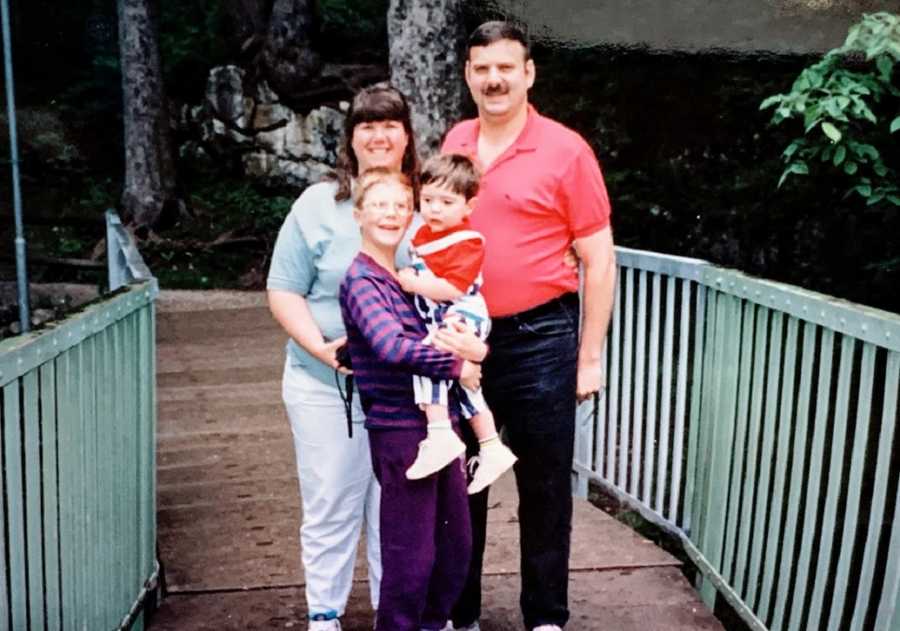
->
[694,279,742,607]
[107,210,127,291]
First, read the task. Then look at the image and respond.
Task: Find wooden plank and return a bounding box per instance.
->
[0,387,11,631]
[621,268,635,489]
[97,326,115,626]
[643,272,661,506]
[691,288,719,595]
[84,334,99,626]
[3,381,27,629]
[631,270,647,498]
[22,370,45,630]
[56,348,77,631]
[40,361,62,631]
[656,276,675,516]
[758,315,800,621]
[698,293,741,606]
[806,335,856,630]
[607,269,622,482]
[148,568,724,631]
[125,312,141,600]
[733,306,769,598]
[787,329,835,631]
[669,278,691,522]
[827,344,876,628]
[682,284,706,533]
[721,301,756,585]
[856,351,900,630]
[746,311,784,609]
[770,322,817,631]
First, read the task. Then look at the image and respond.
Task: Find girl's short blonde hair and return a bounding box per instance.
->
[353,168,414,209]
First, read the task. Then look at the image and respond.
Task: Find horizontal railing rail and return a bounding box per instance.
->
[574,245,900,631]
[1,212,158,630]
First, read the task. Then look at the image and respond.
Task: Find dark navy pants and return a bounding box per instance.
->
[452,293,579,630]
[369,427,472,631]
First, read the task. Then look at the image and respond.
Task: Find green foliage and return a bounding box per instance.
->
[761,12,900,207]
[159,2,230,100]
[190,180,294,235]
[318,0,388,61]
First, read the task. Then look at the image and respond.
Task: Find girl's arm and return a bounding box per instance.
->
[343,276,464,380]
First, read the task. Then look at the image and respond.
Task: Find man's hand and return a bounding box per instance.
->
[397,267,417,293]
[576,356,606,402]
[432,317,488,362]
[563,244,579,270]
[460,359,482,391]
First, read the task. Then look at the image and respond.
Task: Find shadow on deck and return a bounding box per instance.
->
[147,291,723,631]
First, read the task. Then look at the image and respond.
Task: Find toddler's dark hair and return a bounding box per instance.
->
[420,154,481,201]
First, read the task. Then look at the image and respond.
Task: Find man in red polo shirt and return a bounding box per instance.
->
[438,21,616,631]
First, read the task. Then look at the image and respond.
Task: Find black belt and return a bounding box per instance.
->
[491,292,578,328]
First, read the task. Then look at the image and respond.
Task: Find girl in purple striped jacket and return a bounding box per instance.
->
[339,169,486,631]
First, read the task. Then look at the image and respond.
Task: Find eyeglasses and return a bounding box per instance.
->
[362,200,413,216]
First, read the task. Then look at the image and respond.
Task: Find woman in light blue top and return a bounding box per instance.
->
[267,84,419,631]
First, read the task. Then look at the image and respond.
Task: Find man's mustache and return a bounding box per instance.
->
[482,83,508,96]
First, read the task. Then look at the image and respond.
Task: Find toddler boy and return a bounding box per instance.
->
[399,153,516,494]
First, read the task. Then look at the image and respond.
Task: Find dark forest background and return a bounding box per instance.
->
[1,0,898,314]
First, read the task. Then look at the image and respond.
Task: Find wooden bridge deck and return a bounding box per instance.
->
[147,291,723,631]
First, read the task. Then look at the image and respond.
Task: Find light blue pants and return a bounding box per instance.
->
[282,359,381,616]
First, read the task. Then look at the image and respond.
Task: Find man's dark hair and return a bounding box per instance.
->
[467,20,530,60]
[420,154,481,201]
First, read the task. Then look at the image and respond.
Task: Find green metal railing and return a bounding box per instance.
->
[0,212,158,630]
[574,246,900,631]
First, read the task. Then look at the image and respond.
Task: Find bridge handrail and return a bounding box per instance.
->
[106,209,154,290]
[0,212,159,630]
[575,245,900,631]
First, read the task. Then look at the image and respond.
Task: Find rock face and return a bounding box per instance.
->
[388,0,466,153]
[179,65,345,190]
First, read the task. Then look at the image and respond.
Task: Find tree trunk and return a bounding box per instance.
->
[117,0,179,229]
[388,0,466,152]
[221,0,269,51]
[259,0,321,104]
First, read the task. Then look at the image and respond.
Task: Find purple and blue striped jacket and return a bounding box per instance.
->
[340,252,463,429]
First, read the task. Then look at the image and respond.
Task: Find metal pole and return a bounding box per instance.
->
[1,0,29,333]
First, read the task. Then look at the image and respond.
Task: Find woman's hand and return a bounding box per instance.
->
[315,336,352,374]
[460,360,482,391]
[432,317,488,362]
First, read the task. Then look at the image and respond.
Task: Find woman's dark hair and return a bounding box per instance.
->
[467,21,531,60]
[329,83,419,202]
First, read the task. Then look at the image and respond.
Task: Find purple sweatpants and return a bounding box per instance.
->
[368,427,472,631]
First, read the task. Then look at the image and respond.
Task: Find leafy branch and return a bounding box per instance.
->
[761,12,900,207]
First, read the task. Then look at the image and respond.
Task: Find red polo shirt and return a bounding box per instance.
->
[441,106,612,317]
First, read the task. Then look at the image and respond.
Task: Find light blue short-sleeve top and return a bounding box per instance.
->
[267,180,416,385]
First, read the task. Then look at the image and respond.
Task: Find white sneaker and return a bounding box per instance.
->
[405,431,466,479]
[532,625,562,630]
[467,442,517,494]
[309,618,341,630]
